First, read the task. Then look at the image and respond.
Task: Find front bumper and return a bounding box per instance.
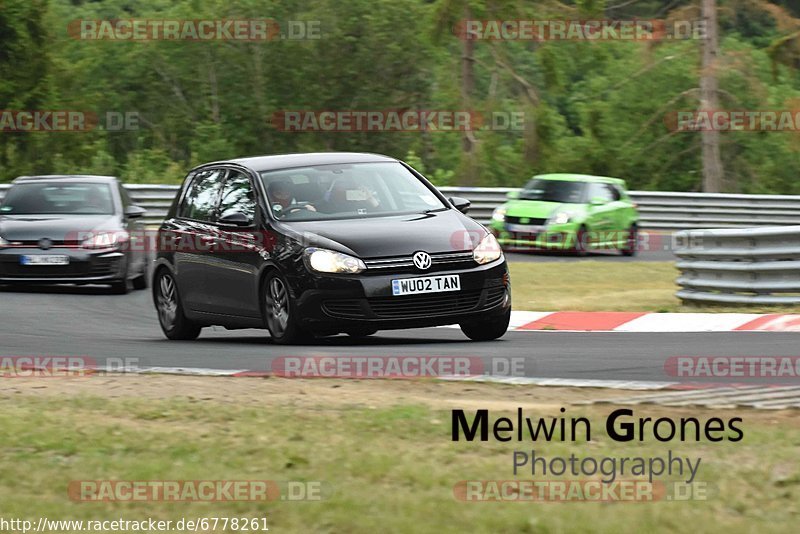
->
[0,248,127,284]
[291,259,510,331]
[490,221,579,250]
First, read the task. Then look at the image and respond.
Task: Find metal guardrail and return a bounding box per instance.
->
[438,188,800,229]
[3,183,800,229]
[674,226,800,304]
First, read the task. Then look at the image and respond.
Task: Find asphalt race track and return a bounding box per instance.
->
[2,284,796,384]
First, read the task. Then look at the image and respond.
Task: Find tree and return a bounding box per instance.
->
[700,0,724,192]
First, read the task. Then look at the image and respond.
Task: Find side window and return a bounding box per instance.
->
[218,170,257,222]
[588,183,613,202]
[178,169,224,222]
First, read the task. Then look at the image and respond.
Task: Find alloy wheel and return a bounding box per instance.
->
[266,277,290,337]
[157,274,178,328]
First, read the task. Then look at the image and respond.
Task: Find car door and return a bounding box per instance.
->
[203,168,262,318]
[605,184,631,246]
[584,182,616,246]
[172,168,225,311]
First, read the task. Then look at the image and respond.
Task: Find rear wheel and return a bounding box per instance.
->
[621,224,638,257]
[460,309,511,341]
[262,271,309,345]
[155,269,201,340]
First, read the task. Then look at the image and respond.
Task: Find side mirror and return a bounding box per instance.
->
[449,196,471,214]
[506,190,520,200]
[219,211,253,227]
[589,196,607,206]
[125,205,146,219]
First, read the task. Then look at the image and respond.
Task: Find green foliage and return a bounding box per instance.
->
[1,0,800,193]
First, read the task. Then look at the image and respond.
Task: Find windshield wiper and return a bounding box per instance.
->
[421,207,449,214]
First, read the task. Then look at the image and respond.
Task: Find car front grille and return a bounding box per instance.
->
[0,262,90,278]
[322,286,506,320]
[363,251,476,275]
[0,254,121,278]
[505,216,547,226]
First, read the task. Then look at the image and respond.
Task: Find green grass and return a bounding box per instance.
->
[0,393,798,533]
[509,261,800,313]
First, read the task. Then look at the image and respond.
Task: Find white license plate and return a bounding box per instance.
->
[392,275,460,296]
[20,255,70,266]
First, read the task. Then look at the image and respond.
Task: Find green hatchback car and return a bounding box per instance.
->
[489,174,639,256]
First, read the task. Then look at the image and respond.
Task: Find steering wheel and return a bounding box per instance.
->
[283,204,317,215]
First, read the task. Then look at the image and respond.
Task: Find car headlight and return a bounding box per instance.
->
[548,211,573,225]
[473,233,503,265]
[305,247,366,274]
[82,231,128,250]
[491,206,507,222]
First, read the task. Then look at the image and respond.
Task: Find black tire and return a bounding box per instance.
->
[621,224,638,257]
[460,308,511,341]
[346,328,378,338]
[261,271,309,345]
[154,269,201,340]
[110,279,129,295]
[573,226,589,257]
[132,263,149,290]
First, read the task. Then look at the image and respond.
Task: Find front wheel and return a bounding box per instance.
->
[573,226,589,257]
[262,271,309,345]
[154,269,201,340]
[460,309,511,341]
[620,224,638,257]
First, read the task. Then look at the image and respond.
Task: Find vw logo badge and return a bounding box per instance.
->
[412,251,432,270]
[38,238,53,250]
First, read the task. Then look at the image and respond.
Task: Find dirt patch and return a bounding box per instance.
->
[2,374,799,426]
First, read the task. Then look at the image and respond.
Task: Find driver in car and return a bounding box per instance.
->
[322,177,380,214]
[267,180,316,217]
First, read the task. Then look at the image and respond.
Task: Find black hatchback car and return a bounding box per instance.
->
[152,153,511,344]
[0,175,148,293]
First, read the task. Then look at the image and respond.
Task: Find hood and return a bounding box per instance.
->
[0,214,120,242]
[505,200,584,219]
[281,210,486,258]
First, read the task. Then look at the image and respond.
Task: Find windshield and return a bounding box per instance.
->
[519,179,587,203]
[0,182,115,216]
[259,162,447,221]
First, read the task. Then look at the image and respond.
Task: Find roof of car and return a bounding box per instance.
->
[533,173,626,186]
[13,175,119,184]
[197,152,399,173]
